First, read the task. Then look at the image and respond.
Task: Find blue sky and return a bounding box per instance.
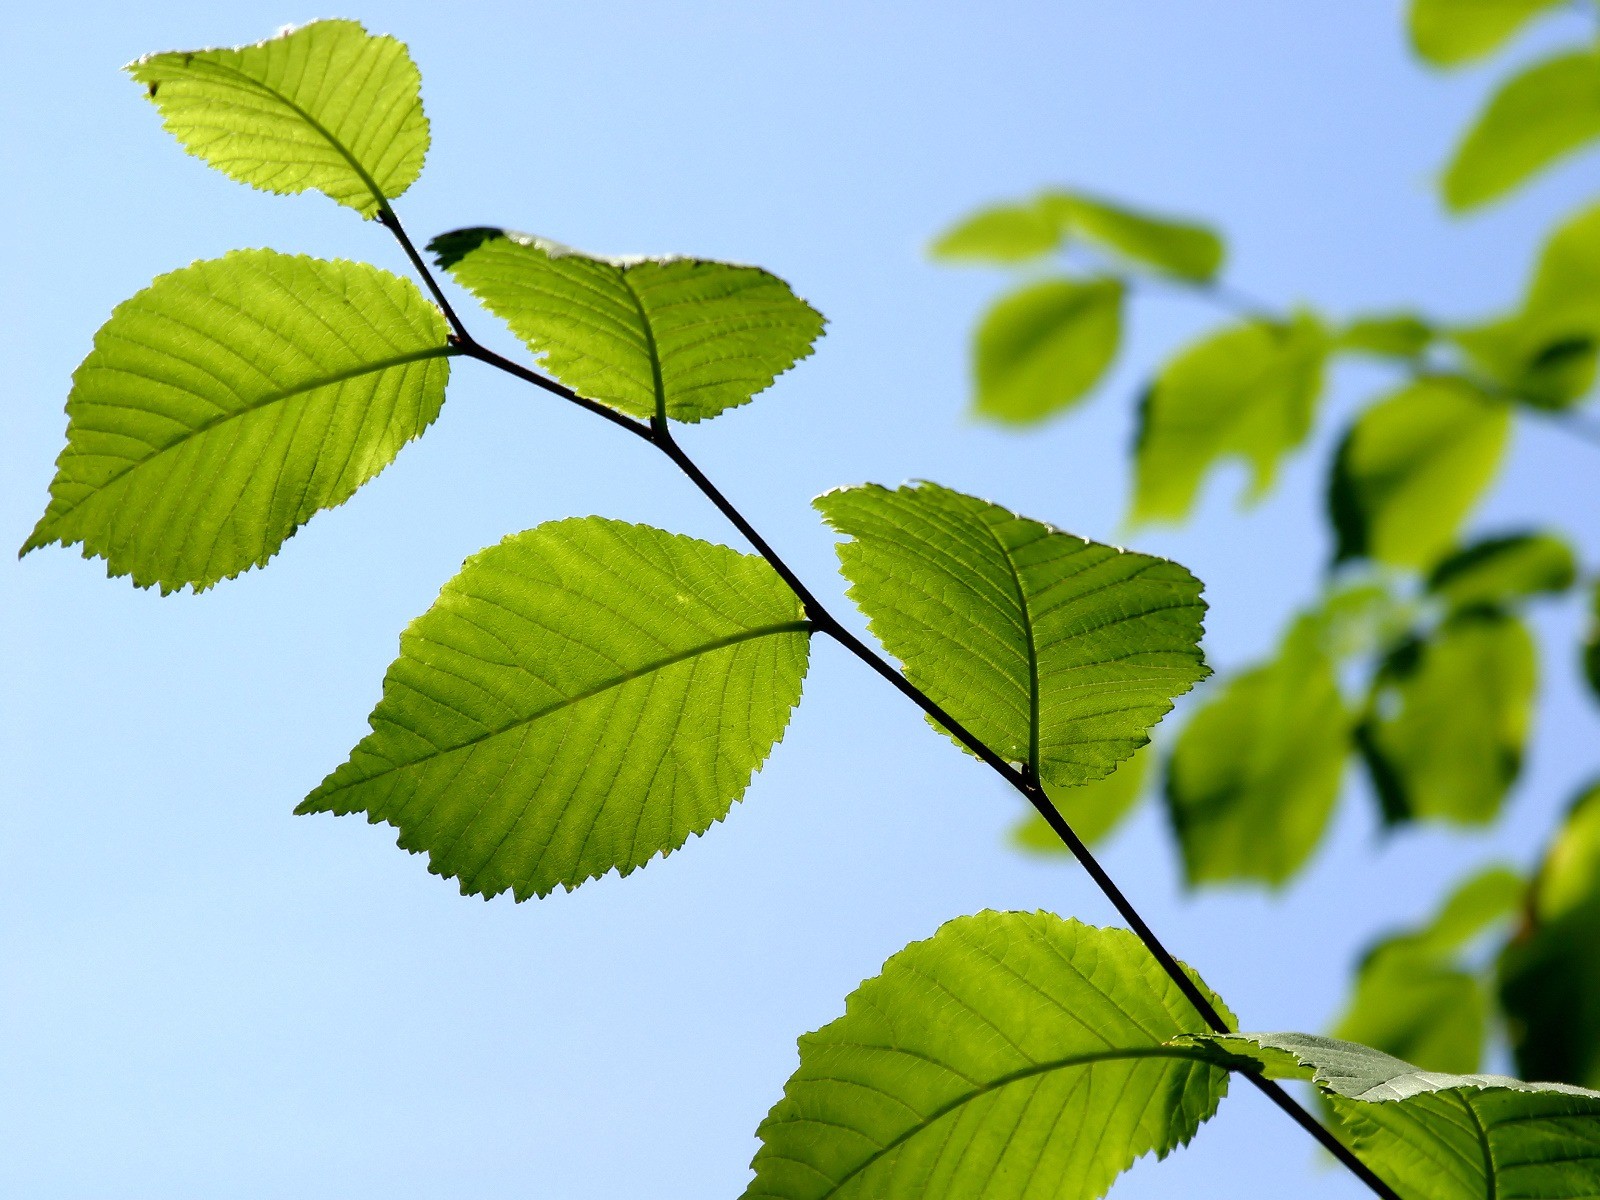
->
[5,2,1600,1196]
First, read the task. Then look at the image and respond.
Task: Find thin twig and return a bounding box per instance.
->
[376,205,1403,1200]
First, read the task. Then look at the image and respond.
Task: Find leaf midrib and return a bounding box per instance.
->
[38,344,455,530]
[306,618,815,802]
[767,1044,1217,1200]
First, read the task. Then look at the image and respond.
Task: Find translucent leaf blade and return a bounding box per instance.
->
[1131,314,1328,524]
[1442,50,1600,212]
[1194,1032,1600,1200]
[929,199,1066,264]
[1047,192,1225,282]
[430,228,825,423]
[1329,377,1511,570]
[1165,616,1349,888]
[1409,0,1563,67]
[22,250,451,592]
[972,277,1123,424]
[1426,532,1577,610]
[746,912,1233,1200]
[815,482,1208,788]
[129,19,428,216]
[299,519,812,900]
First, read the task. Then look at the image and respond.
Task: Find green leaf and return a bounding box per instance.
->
[929,199,1066,264]
[1501,781,1600,1088]
[1336,313,1435,359]
[1194,1032,1600,1200]
[1011,742,1151,853]
[129,20,427,217]
[1131,313,1329,524]
[1043,192,1224,282]
[1164,615,1350,888]
[21,250,451,592]
[1427,532,1578,610]
[815,482,1209,787]
[1457,202,1600,409]
[1333,866,1522,1075]
[1329,377,1511,570]
[972,277,1123,424]
[1360,610,1535,826]
[745,912,1232,1200]
[1409,0,1564,67]
[430,228,824,424]
[298,519,812,900]
[1442,50,1600,212]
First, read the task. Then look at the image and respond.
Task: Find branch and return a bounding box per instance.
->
[377,204,1404,1200]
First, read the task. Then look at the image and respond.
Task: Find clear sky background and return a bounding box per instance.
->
[5,2,1600,1197]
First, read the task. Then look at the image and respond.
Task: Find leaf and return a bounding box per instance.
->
[1457,202,1600,409]
[1442,50,1600,212]
[745,912,1233,1200]
[430,228,824,424]
[298,519,812,900]
[972,277,1123,424]
[1426,532,1577,610]
[1360,610,1535,826]
[1011,742,1151,853]
[1131,314,1328,524]
[1333,866,1522,1075]
[1193,1032,1600,1200]
[1409,0,1564,67]
[1501,781,1600,1088]
[1587,580,1600,701]
[1043,192,1224,282]
[1329,377,1511,570]
[1336,313,1435,359]
[129,20,427,217]
[1164,614,1350,888]
[21,250,451,592]
[815,482,1209,787]
[929,199,1066,264]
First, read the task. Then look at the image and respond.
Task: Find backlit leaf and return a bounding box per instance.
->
[1196,1032,1600,1200]
[1010,743,1151,853]
[972,277,1123,424]
[1044,191,1224,282]
[1409,0,1564,67]
[930,199,1065,264]
[1329,377,1511,570]
[1360,610,1535,826]
[1501,781,1600,1088]
[21,250,452,592]
[431,228,824,423]
[1164,614,1350,888]
[298,519,812,900]
[1426,532,1577,610]
[1337,312,1434,359]
[1442,50,1600,212]
[815,482,1208,788]
[746,912,1232,1200]
[129,19,428,217]
[1131,314,1328,524]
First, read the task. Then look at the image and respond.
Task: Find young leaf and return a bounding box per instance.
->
[1457,202,1600,409]
[745,912,1232,1200]
[1164,615,1350,888]
[929,198,1066,264]
[1333,865,1522,1075]
[298,519,812,900]
[129,20,427,217]
[1131,314,1328,524]
[815,482,1208,787]
[1442,50,1600,212]
[1360,610,1535,826]
[1329,377,1511,570]
[22,251,452,592]
[1426,532,1577,610]
[1194,1032,1600,1200]
[1044,191,1225,282]
[430,229,824,423]
[972,277,1123,424]
[1408,0,1563,67]
[1010,742,1151,853]
[1336,312,1434,359]
[1501,781,1600,1088]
